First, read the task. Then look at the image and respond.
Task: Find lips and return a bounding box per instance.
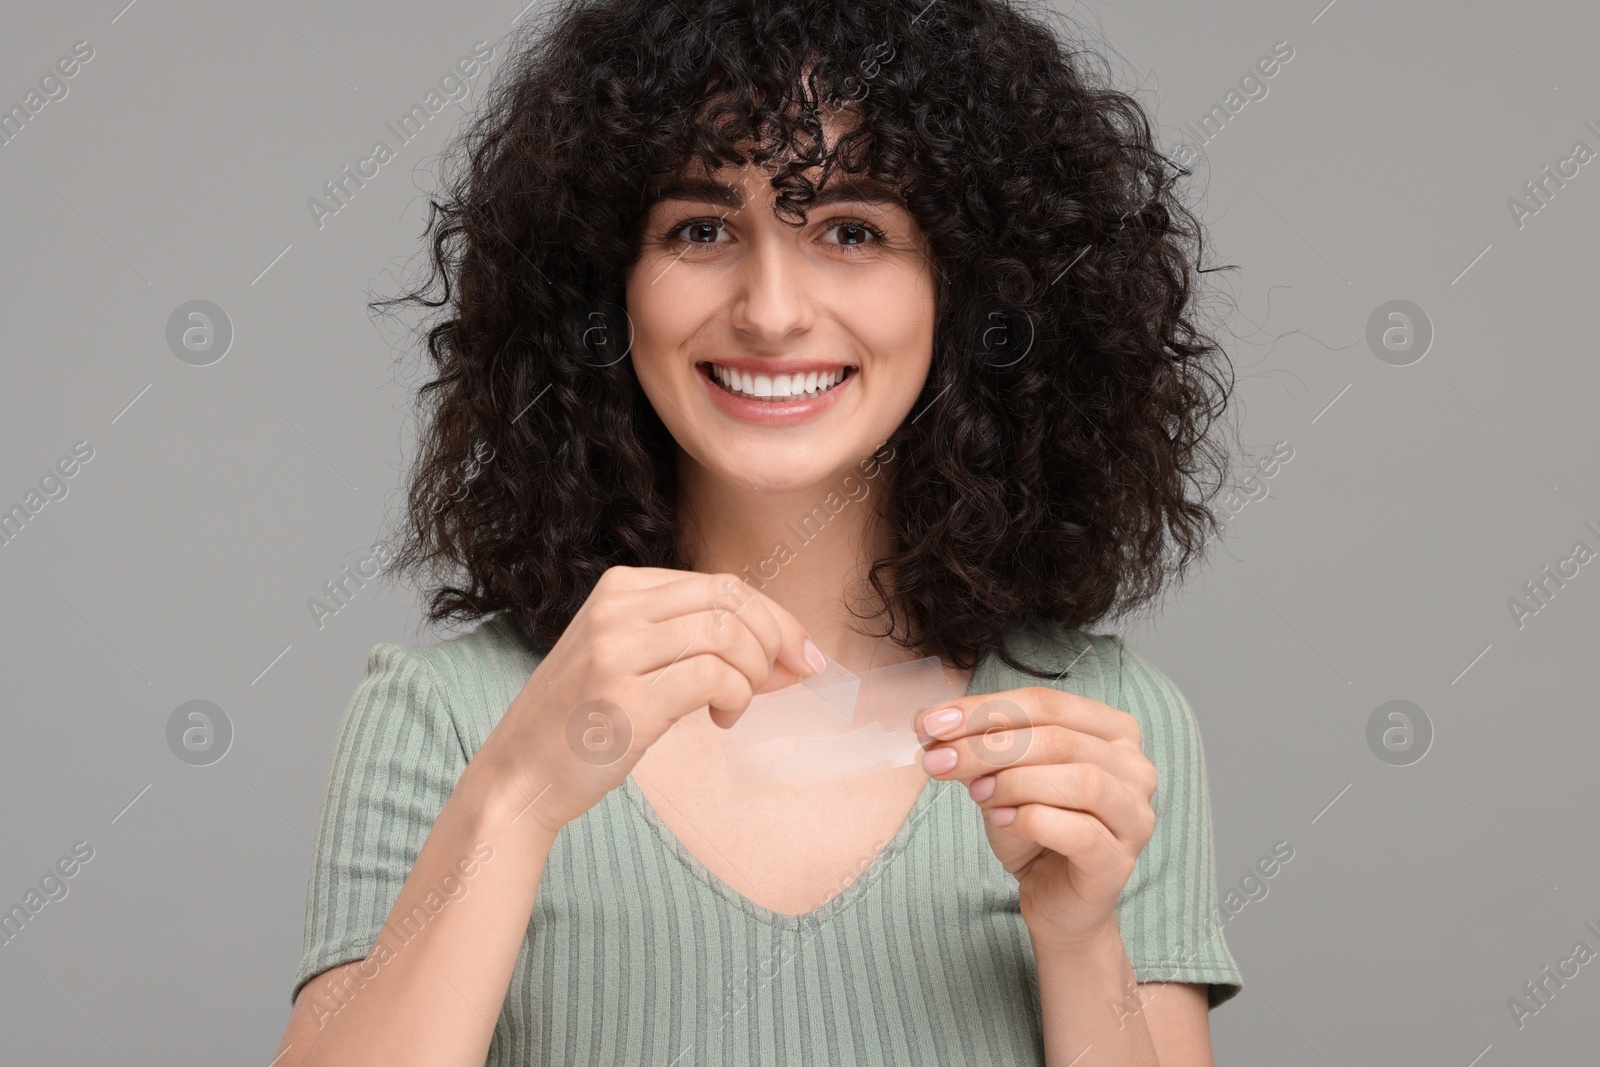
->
[703,361,855,401]
[694,360,856,424]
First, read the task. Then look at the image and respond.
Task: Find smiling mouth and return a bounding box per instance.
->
[698,362,857,402]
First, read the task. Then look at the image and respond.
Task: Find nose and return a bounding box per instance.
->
[728,237,816,345]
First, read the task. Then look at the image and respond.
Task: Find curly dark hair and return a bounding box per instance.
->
[377,0,1239,680]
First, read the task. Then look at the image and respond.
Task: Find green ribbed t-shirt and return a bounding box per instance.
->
[292,614,1241,1064]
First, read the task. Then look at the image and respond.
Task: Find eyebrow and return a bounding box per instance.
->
[649,177,904,212]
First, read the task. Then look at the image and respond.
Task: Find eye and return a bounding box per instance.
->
[660,217,729,247]
[823,219,888,252]
[653,214,891,254]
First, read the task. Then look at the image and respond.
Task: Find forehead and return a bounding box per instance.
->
[647,169,906,212]
[644,94,905,211]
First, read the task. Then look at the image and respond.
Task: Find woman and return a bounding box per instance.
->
[276,0,1241,1063]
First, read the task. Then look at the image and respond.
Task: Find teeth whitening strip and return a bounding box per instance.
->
[714,654,969,798]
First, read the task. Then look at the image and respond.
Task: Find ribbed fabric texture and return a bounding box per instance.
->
[293,614,1241,1065]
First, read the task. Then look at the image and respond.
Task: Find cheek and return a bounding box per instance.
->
[844,274,936,389]
[624,273,693,386]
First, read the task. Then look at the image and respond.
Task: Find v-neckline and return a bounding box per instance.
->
[619,659,989,930]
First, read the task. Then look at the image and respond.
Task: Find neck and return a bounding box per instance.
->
[675,448,918,675]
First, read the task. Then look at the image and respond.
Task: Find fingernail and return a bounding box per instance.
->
[987,806,1017,826]
[922,746,958,775]
[968,775,996,802]
[803,639,826,674]
[923,707,963,737]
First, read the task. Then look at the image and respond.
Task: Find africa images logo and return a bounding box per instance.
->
[306,41,495,230]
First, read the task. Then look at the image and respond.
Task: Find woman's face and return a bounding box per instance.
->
[624,148,937,497]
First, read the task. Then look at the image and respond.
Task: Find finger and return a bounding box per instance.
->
[566,577,781,726]
[923,724,1157,797]
[916,687,1140,747]
[588,573,816,729]
[990,805,1137,879]
[712,580,826,686]
[689,576,817,696]
[610,570,818,681]
[619,642,775,729]
[607,568,760,623]
[979,762,1153,849]
[664,651,764,728]
[642,609,770,684]
[642,606,807,712]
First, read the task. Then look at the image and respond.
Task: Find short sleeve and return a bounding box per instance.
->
[290,643,469,1004]
[1109,637,1243,1008]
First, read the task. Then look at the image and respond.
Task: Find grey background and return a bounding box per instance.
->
[1,0,1594,1063]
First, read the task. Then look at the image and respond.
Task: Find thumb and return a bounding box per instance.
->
[753,659,805,695]
[707,660,805,730]
[982,807,1044,873]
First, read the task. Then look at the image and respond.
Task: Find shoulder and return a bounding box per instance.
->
[1105,638,1207,767]
[348,613,540,756]
[993,622,1204,755]
[314,615,538,822]
[388,612,541,691]
[987,619,1122,704]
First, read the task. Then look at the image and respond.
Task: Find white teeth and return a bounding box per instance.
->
[709,364,850,401]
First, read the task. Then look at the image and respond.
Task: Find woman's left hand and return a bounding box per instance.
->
[916,687,1158,951]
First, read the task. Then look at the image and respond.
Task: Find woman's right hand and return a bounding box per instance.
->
[475,565,824,836]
